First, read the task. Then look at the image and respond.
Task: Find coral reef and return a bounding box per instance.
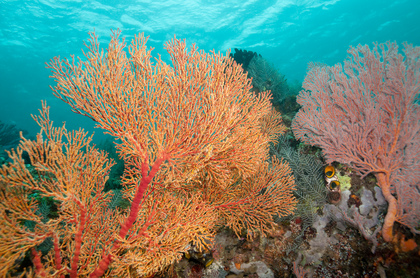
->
[0,31,296,277]
[229,48,260,71]
[292,42,420,243]
[247,55,289,108]
[271,135,328,254]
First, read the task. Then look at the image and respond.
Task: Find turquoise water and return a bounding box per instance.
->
[0,0,419,139]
